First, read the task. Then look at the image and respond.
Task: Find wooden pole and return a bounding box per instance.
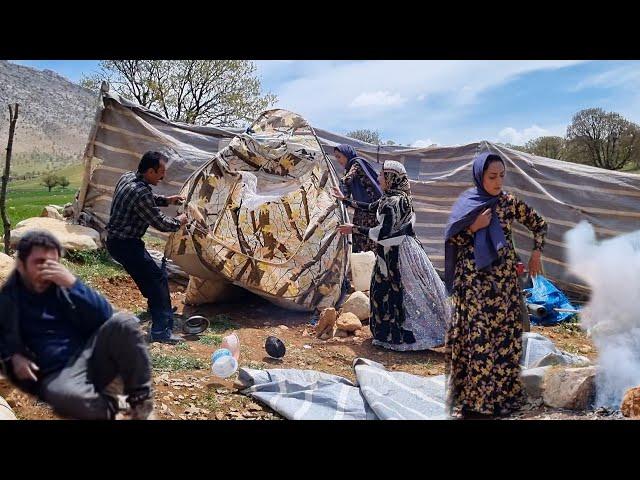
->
[1,103,19,254]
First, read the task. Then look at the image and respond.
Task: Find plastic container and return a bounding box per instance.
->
[211,348,238,378]
[221,332,240,361]
[350,251,376,292]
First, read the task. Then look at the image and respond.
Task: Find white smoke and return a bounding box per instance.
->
[564,221,640,408]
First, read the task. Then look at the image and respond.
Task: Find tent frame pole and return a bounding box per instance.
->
[74,82,108,223]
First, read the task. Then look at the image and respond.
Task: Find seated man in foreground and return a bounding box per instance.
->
[0,231,154,420]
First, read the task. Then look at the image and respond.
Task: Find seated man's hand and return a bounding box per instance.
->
[40,260,76,289]
[11,353,39,382]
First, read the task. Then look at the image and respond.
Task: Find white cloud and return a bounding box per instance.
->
[254,60,586,144]
[411,139,437,148]
[261,60,583,123]
[572,64,640,92]
[498,125,552,145]
[349,91,406,108]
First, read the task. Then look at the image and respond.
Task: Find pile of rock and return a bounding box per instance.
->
[316,291,371,341]
[519,331,596,410]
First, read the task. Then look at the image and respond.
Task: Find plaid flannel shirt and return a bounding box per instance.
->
[106,171,181,240]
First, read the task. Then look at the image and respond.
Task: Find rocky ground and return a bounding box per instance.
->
[0,271,625,420]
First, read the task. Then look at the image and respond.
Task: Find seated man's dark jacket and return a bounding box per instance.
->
[0,271,113,395]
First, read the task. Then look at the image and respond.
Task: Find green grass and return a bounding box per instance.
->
[200,392,219,410]
[174,342,192,352]
[198,332,223,346]
[208,314,237,334]
[61,249,125,282]
[245,361,266,370]
[150,352,208,372]
[1,163,84,238]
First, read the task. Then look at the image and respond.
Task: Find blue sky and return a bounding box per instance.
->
[11,59,640,147]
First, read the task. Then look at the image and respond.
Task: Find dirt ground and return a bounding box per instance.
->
[0,275,616,421]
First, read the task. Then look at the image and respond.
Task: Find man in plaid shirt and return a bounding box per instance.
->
[106,151,188,344]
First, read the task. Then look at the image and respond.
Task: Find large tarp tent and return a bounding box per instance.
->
[76,83,640,300]
[164,109,350,311]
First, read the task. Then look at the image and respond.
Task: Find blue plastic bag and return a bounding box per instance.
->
[523,275,577,325]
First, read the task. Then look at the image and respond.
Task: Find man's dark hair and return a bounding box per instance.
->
[16,230,62,262]
[137,151,168,174]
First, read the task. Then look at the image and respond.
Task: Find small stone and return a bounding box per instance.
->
[354,326,372,338]
[303,344,312,349]
[316,308,337,338]
[621,386,640,418]
[278,325,289,330]
[215,412,225,420]
[336,312,362,332]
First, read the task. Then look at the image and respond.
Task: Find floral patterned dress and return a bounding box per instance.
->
[445,192,547,416]
[342,162,380,253]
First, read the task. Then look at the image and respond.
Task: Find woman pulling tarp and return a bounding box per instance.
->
[335,160,450,351]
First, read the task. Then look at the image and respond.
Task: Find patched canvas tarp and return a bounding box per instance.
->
[164,109,349,311]
[76,84,640,298]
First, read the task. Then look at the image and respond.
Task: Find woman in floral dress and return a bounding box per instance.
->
[444,152,547,418]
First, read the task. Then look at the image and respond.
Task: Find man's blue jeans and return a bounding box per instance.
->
[106,237,174,339]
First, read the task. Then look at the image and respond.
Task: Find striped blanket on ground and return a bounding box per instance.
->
[238,358,448,420]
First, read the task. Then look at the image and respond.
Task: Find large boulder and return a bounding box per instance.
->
[40,206,64,221]
[522,332,590,369]
[542,366,596,410]
[10,217,101,252]
[184,275,245,306]
[0,252,13,284]
[340,291,370,321]
[350,251,375,292]
[521,366,552,400]
[0,395,16,421]
[621,386,640,418]
[336,312,362,332]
